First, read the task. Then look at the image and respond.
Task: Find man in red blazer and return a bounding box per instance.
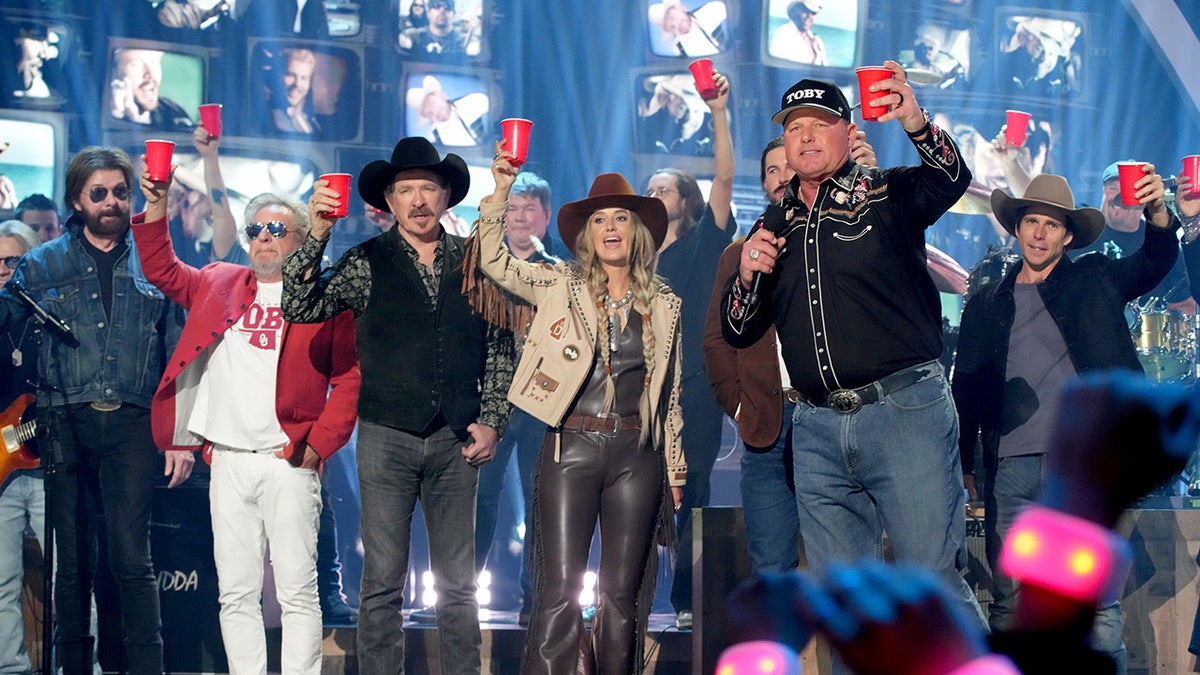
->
[133,174,360,675]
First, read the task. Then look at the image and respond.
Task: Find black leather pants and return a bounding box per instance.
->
[521,429,664,674]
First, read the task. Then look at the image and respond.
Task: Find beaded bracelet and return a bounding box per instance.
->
[998,505,1132,605]
[905,107,932,139]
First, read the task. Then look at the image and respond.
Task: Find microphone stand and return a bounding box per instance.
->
[31,331,64,675]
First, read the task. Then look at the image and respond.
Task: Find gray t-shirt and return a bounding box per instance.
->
[998,282,1078,458]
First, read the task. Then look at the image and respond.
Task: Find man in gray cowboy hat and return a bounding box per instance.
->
[953,167,1180,674]
[280,136,515,675]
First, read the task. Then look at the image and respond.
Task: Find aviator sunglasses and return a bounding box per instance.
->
[244,220,290,240]
[87,185,131,203]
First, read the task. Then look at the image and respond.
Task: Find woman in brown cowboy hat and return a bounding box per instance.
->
[471,146,684,674]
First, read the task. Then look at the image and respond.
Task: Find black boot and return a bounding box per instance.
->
[317,480,357,625]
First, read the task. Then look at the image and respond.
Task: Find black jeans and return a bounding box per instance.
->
[45,404,162,675]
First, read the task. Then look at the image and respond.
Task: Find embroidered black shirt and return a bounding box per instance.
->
[722,121,971,397]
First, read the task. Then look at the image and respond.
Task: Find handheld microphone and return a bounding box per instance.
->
[747,203,789,306]
[7,279,74,342]
[529,235,562,264]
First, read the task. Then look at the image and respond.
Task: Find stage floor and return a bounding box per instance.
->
[311,610,693,675]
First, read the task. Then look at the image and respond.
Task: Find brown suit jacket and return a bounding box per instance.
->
[702,237,786,450]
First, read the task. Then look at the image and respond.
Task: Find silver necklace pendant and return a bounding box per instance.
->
[11,348,21,367]
[605,288,634,310]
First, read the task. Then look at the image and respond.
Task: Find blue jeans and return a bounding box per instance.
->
[0,474,44,675]
[740,403,799,574]
[790,367,980,637]
[988,454,1127,673]
[669,375,724,613]
[355,421,480,675]
[474,409,542,609]
[45,405,162,675]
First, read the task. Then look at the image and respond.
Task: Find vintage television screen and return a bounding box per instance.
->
[104,38,207,133]
[644,0,733,58]
[133,0,228,34]
[401,69,491,148]
[924,107,1060,263]
[135,142,321,252]
[142,0,364,39]
[993,7,1086,100]
[761,0,863,70]
[897,20,972,91]
[0,108,66,213]
[328,145,394,257]
[248,39,363,142]
[0,11,77,108]
[326,145,487,258]
[633,69,731,158]
[395,0,488,65]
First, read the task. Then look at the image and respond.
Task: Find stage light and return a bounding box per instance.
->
[477,569,492,607]
[421,570,437,608]
[579,570,597,607]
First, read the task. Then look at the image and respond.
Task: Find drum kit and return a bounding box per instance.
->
[1128,299,1197,383]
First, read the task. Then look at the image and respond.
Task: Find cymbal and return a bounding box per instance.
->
[925,243,968,295]
[906,68,944,85]
[949,183,995,215]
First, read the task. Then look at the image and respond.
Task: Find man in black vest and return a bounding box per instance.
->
[281,137,515,675]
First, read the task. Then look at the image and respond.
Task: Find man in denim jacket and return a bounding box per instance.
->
[0,146,190,675]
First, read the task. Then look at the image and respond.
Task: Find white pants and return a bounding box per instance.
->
[210,448,322,675]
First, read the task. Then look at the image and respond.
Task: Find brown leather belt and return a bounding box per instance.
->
[560,412,642,435]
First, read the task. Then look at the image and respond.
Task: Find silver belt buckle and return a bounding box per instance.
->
[596,411,621,436]
[827,389,862,414]
[90,398,123,412]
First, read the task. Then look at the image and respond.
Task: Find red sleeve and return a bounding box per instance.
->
[302,310,361,459]
[131,213,205,310]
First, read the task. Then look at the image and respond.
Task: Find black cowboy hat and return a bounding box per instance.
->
[358,137,470,212]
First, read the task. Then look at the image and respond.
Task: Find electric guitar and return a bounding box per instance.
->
[0,393,39,486]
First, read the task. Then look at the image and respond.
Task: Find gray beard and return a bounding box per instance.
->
[251,257,283,279]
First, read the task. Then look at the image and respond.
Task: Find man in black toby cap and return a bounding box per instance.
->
[721,64,983,671]
[281,137,515,675]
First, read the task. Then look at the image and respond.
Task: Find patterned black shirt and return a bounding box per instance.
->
[281,227,514,432]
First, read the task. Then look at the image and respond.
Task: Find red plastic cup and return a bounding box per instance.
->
[1182,155,1200,198]
[320,173,352,218]
[855,66,893,121]
[198,104,222,139]
[1005,110,1031,146]
[1117,162,1146,206]
[145,140,175,182]
[688,58,717,99]
[500,118,534,168]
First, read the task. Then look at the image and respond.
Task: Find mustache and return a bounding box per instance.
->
[409,208,436,218]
